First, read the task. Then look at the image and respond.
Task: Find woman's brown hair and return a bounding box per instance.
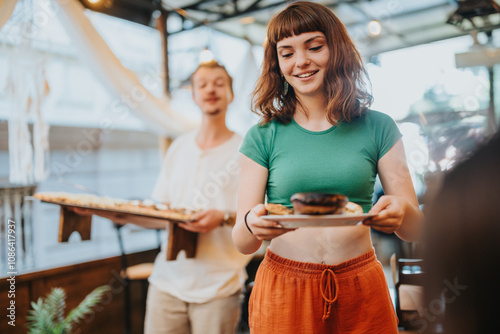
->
[252,1,373,124]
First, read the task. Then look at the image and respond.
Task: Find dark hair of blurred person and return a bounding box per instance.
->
[423,131,500,333]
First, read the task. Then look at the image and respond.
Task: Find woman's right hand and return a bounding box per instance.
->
[246,204,296,241]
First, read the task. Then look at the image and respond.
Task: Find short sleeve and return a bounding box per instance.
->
[367,111,402,160]
[239,122,273,169]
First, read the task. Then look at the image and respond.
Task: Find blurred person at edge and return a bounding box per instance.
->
[232,2,423,333]
[73,60,252,334]
[423,131,500,334]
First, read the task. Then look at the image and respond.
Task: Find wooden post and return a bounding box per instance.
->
[58,206,92,242]
[155,10,197,260]
[156,11,174,164]
[166,223,198,260]
[487,66,497,136]
[157,9,170,97]
[159,136,173,160]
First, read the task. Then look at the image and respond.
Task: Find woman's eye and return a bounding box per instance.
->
[310,46,323,51]
[281,53,293,58]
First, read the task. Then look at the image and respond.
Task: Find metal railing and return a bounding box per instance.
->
[0,182,37,273]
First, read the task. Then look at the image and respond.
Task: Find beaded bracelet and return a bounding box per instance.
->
[244,210,253,234]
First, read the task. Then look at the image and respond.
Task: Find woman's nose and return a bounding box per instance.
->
[296,51,311,67]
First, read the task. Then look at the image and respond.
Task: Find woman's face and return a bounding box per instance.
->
[276,31,329,100]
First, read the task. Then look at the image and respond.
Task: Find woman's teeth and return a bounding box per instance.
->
[296,71,318,78]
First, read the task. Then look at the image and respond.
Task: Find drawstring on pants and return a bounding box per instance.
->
[320,268,339,322]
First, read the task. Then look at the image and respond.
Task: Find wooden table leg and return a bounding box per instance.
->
[166,222,198,261]
[58,206,92,242]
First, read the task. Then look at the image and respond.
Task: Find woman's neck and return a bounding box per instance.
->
[294,93,334,131]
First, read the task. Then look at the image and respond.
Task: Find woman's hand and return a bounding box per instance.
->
[179,209,224,234]
[246,204,296,241]
[375,139,424,241]
[363,195,415,235]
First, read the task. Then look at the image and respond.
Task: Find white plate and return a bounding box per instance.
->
[261,213,375,228]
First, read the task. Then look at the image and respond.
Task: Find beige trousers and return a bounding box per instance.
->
[144,284,242,334]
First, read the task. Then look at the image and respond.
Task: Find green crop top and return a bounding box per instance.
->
[239,110,402,213]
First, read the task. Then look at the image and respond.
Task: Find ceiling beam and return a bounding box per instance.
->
[167,0,287,35]
[364,30,470,58]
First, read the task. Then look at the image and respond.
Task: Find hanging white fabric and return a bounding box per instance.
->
[2,0,50,185]
[228,41,261,135]
[6,38,50,185]
[53,0,197,137]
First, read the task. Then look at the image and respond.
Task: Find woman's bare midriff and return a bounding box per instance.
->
[268,225,373,265]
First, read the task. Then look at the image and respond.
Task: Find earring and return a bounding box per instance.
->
[283,80,289,96]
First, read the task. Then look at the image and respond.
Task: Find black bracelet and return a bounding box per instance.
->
[244,210,253,235]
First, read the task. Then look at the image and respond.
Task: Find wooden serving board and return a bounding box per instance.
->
[37,197,198,261]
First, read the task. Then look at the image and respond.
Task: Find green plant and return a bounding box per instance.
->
[26,285,111,334]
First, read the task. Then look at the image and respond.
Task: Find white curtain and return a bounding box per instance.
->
[7,52,50,184]
[2,0,50,184]
[53,0,197,137]
[0,0,17,30]
[228,42,261,135]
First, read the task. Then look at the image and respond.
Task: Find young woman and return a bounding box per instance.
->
[232,2,423,333]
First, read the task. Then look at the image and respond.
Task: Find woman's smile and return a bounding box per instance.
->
[277,31,329,98]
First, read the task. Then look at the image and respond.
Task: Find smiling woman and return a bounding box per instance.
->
[233,2,423,333]
[277,32,330,102]
[251,1,372,126]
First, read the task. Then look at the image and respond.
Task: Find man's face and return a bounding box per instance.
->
[192,67,233,117]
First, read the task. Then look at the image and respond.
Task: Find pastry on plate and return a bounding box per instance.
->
[266,203,294,215]
[290,192,348,215]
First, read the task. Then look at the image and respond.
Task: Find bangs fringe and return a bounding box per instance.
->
[268,7,325,45]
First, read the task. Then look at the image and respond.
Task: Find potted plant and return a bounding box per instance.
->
[26,285,110,334]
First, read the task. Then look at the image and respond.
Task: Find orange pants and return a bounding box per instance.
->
[249,249,398,334]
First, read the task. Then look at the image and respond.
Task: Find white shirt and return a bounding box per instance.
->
[149,131,251,303]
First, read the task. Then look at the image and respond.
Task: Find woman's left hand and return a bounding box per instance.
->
[362,195,406,234]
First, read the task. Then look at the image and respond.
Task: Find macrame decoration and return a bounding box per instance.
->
[6,14,50,185]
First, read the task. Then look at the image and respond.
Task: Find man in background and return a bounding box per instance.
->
[73,60,251,333]
[144,60,251,334]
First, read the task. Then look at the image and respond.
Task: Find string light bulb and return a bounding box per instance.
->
[199,49,214,63]
[83,0,112,9]
[368,20,382,37]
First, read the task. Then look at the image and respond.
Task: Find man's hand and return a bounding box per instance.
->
[178,209,224,234]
